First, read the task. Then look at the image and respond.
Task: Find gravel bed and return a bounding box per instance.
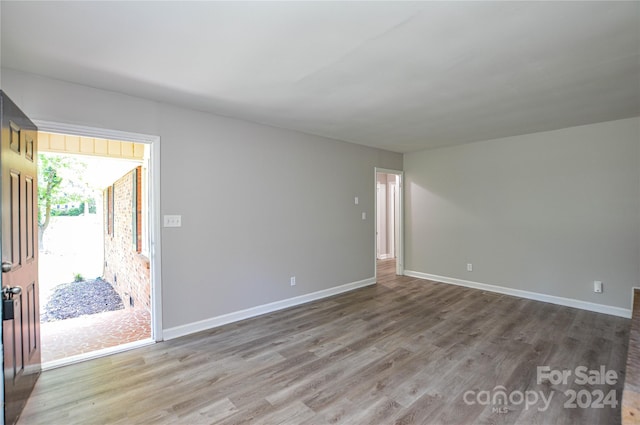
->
[41,278,124,322]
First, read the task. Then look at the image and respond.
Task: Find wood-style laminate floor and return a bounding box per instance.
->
[18,260,629,424]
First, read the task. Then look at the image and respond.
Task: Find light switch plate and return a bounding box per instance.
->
[164,215,182,227]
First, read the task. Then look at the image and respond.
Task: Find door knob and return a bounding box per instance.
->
[1,262,12,273]
[2,286,21,297]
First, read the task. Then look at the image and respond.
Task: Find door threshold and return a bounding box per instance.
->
[42,338,155,371]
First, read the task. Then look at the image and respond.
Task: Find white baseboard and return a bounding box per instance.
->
[403,270,631,319]
[377,254,393,260]
[163,277,377,340]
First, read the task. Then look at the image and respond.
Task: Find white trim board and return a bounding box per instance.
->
[163,277,376,340]
[34,120,164,341]
[404,270,631,319]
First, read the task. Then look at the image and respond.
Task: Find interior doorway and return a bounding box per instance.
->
[36,130,157,368]
[375,168,403,277]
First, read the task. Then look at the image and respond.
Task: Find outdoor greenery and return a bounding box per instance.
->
[50,199,97,217]
[38,153,92,247]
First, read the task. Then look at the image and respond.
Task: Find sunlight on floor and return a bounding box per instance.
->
[40,308,151,364]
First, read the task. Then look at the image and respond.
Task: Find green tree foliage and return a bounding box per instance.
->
[38,154,63,232]
[38,153,90,247]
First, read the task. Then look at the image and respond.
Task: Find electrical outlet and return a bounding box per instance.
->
[594,281,603,293]
[290,276,296,286]
[354,197,359,205]
[467,263,473,272]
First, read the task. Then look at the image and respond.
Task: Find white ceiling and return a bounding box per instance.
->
[1,1,639,153]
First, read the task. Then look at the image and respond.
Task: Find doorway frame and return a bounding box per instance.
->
[374,167,404,278]
[33,121,163,343]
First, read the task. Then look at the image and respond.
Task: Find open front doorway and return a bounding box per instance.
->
[37,131,153,367]
[375,168,403,277]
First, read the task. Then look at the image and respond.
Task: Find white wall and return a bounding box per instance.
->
[387,174,398,259]
[1,69,402,331]
[405,117,640,312]
[376,174,388,258]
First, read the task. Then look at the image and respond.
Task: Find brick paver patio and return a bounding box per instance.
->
[40,307,151,364]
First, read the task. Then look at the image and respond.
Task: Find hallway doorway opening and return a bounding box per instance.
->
[375,168,403,277]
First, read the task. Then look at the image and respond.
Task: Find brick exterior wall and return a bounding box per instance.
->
[103,167,150,311]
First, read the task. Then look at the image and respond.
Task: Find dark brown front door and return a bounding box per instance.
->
[1,91,41,425]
